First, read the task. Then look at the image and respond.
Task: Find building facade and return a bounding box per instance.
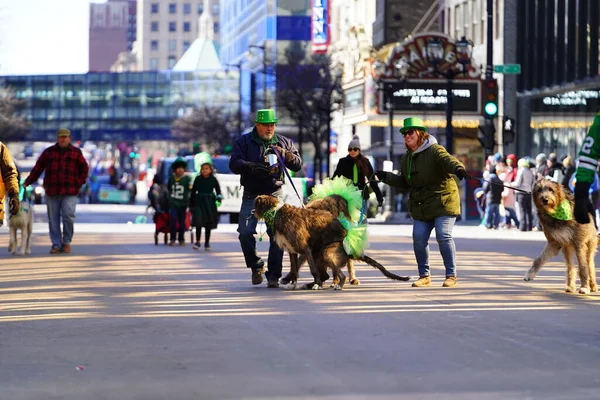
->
[89,0,130,72]
[136,0,221,71]
[2,71,238,142]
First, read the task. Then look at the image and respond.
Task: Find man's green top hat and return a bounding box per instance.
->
[400,117,428,133]
[255,109,279,124]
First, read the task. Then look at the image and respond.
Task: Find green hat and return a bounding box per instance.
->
[400,117,428,133]
[172,157,187,170]
[57,128,71,137]
[255,109,279,124]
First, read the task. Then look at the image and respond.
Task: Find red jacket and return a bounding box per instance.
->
[24,144,89,196]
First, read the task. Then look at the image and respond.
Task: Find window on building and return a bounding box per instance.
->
[183,40,191,51]
[463,0,470,39]
[183,3,191,14]
[151,21,159,32]
[212,3,219,15]
[169,39,177,52]
[169,3,176,14]
[198,4,203,14]
[151,3,158,13]
[150,58,158,70]
[169,22,176,32]
[455,4,462,38]
[213,22,219,33]
[495,0,501,39]
[183,22,191,32]
[151,40,158,51]
[168,56,177,69]
[472,0,479,44]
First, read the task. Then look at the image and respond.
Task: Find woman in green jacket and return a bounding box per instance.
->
[376,117,469,288]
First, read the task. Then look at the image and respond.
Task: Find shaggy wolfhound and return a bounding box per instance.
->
[524,179,598,294]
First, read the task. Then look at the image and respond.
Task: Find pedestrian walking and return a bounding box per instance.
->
[23,128,88,253]
[332,135,383,220]
[167,157,192,246]
[574,113,600,224]
[229,109,302,288]
[512,158,535,231]
[483,164,503,229]
[375,117,468,288]
[190,162,222,251]
[0,141,20,227]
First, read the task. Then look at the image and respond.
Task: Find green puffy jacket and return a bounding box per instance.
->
[382,136,465,221]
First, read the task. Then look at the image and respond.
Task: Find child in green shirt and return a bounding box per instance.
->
[167,157,192,245]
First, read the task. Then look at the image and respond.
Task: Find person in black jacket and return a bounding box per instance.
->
[482,164,503,229]
[333,135,383,219]
[229,109,302,288]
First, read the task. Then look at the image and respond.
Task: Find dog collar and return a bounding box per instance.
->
[548,199,573,221]
[262,207,278,230]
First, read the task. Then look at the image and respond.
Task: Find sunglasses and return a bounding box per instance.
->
[348,147,360,152]
[402,129,417,137]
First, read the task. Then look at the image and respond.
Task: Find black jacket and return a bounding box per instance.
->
[482,173,503,204]
[333,155,383,202]
[229,128,302,196]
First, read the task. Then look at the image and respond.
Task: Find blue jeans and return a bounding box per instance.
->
[170,207,187,242]
[504,206,520,228]
[412,216,457,278]
[46,195,77,249]
[485,203,501,228]
[237,193,284,281]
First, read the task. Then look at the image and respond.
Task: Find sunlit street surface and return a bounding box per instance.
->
[2,222,600,400]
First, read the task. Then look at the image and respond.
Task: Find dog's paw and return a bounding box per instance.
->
[578,286,591,295]
[590,283,598,293]
[524,269,536,281]
[349,278,360,286]
[565,285,576,293]
[310,283,322,291]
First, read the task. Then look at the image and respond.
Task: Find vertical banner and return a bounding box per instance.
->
[312,0,330,54]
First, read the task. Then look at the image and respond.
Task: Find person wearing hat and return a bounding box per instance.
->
[23,128,89,254]
[230,109,302,288]
[332,135,383,217]
[167,157,192,246]
[0,141,20,227]
[375,117,468,288]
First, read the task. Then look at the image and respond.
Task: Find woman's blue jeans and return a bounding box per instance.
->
[412,216,457,278]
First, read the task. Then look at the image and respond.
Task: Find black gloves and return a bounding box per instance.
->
[273,145,294,162]
[574,182,594,224]
[455,168,470,180]
[375,170,390,183]
[248,162,270,175]
[9,196,20,216]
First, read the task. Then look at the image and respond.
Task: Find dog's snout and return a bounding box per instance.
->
[542,197,549,205]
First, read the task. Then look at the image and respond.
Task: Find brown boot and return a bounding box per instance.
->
[411,276,431,287]
[442,276,458,287]
[61,244,71,254]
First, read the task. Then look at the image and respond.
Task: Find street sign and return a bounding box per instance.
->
[494,64,521,74]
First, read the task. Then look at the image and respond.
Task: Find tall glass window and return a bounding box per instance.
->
[169,3,176,14]
[151,3,158,13]
[151,21,159,32]
[169,22,176,32]
[169,39,177,52]
[151,40,158,51]
[183,22,191,32]
[183,3,191,14]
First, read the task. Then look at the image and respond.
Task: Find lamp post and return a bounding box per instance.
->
[225,62,244,137]
[374,59,409,214]
[425,36,473,155]
[248,43,268,108]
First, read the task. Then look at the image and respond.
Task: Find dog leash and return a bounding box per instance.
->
[272,146,305,208]
[470,175,532,195]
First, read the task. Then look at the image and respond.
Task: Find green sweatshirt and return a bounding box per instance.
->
[575,113,600,185]
[167,174,192,209]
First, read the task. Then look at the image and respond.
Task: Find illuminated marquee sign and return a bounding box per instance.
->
[312,0,330,54]
[532,89,600,113]
[378,80,481,114]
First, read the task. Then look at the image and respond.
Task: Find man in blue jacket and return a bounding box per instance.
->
[229,109,303,287]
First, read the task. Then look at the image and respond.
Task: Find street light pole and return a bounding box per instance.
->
[445,73,454,155]
[226,62,244,136]
[249,43,267,108]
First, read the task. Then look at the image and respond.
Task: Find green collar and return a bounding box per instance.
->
[251,128,279,146]
[261,207,278,230]
[548,199,573,221]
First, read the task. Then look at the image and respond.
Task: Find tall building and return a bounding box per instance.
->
[89,0,130,72]
[127,0,137,51]
[136,0,221,71]
[372,0,439,48]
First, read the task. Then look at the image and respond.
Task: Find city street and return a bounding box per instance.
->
[2,209,600,399]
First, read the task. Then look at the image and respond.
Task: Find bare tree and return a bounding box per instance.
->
[0,87,29,142]
[276,46,343,182]
[171,105,238,153]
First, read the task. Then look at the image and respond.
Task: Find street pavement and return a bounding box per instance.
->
[1,210,600,399]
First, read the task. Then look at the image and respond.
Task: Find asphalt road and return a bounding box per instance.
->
[1,218,600,399]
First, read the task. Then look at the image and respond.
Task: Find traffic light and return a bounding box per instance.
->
[483,79,498,118]
[478,118,496,153]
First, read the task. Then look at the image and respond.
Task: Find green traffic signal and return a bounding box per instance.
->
[484,102,498,116]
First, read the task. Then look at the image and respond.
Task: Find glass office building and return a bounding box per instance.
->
[1,70,239,142]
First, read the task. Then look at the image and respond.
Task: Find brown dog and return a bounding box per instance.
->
[254,195,410,289]
[524,179,598,294]
[280,194,361,287]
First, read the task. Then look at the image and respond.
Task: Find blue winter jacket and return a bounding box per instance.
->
[229,127,302,196]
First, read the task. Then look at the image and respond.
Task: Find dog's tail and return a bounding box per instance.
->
[355,254,411,281]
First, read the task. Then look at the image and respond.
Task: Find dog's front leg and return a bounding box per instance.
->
[19,225,26,256]
[561,246,577,293]
[305,252,322,290]
[9,227,17,255]
[575,245,591,295]
[281,253,299,289]
[25,218,32,255]
[524,242,560,281]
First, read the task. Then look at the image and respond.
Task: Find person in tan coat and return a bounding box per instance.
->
[0,141,20,226]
